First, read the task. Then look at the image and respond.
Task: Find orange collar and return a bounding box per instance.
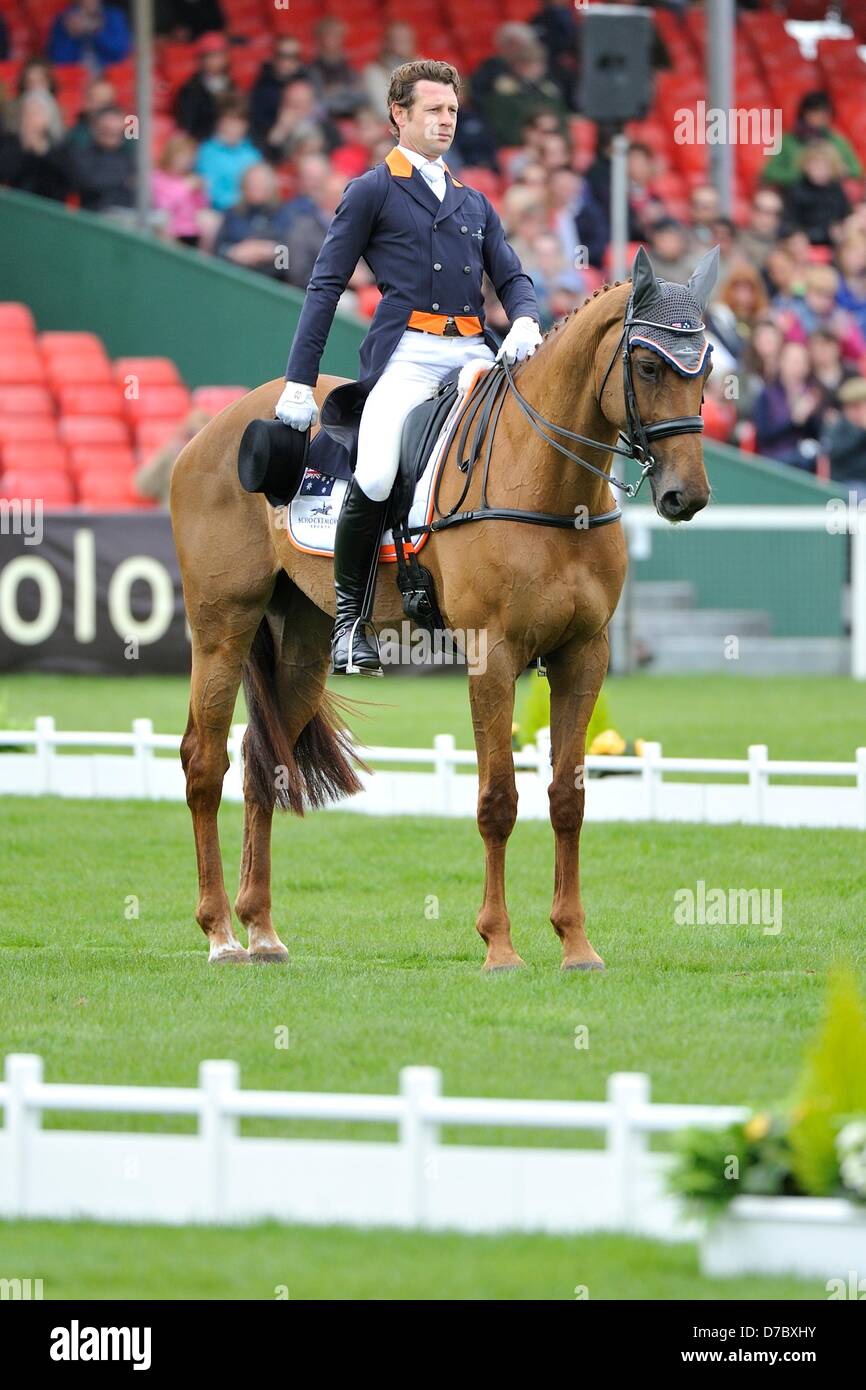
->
[385,146,462,187]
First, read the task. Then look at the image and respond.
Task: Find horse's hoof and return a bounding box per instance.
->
[561,959,605,973]
[482,957,526,974]
[209,948,250,965]
[249,948,290,965]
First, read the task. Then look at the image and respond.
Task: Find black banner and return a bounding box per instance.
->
[0,510,189,674]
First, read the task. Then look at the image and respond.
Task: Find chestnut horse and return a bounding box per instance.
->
[170,265,713,971]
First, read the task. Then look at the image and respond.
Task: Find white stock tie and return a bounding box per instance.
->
[419,162,446,202]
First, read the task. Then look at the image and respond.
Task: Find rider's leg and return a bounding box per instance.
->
[331,356,440,674]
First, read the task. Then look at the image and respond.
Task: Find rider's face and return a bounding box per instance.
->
[394,80,457,157]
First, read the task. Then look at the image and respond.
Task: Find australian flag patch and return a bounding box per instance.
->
[300,469,336,497]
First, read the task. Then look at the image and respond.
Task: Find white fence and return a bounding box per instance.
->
[1,717,865,829]
[0,1054,746,1236]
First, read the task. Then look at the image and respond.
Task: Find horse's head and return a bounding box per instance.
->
[598,246,719,522]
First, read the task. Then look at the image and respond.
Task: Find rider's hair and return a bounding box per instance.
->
[386,60,461,138]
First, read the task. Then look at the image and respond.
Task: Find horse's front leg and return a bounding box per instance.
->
[468,640,524,971]
[545,629,610,971]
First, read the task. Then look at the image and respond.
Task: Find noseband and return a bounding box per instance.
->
[500,295,707,500]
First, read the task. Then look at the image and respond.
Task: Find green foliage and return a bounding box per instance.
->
[668,1125,749,1213]
[788,968,866,1196]
[668,1112,797,1213]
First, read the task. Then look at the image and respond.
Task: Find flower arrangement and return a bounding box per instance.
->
[669,968,866,1211]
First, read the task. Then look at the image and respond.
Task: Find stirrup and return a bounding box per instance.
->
[342,615,384,677]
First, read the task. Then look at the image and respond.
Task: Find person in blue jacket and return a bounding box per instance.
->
[48,0,131,67]
[277,58,542,674]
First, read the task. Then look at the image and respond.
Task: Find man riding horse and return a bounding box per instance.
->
[275,58,543,675]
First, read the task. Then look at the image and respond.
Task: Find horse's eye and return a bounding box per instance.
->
[637,359,658,379]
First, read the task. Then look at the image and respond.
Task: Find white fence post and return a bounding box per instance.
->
[748,744,768,823]
[607,1072,650,1234]
[399,1066,442,1229]
[199,1060,240,1222]
[34,716,54,795]
[132,718,153,799]
[642,741,662,820]
[857,749,866,832]
[433,734,455,815]
[5,1054,43,1217]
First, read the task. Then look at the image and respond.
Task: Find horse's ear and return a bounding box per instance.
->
[630,245,658,314]
[688,245,721,311]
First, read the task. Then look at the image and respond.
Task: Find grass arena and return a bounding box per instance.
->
[3,0,866,1326]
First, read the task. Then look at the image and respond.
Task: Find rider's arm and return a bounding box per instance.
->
[284,172,381,387]
[479,195,541,329]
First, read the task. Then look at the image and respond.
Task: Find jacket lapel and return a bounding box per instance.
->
[385,146,469,221]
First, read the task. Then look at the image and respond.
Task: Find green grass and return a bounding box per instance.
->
[0,1220,821,1300]
[2,672,864,759]
[1,799,862,1119]
[1,671,862,1299]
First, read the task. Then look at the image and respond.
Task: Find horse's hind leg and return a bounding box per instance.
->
[235,579,358,962]
[545,629,609,971]
[181,609,268,963]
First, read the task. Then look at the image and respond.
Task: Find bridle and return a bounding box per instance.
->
[500,293,708,500]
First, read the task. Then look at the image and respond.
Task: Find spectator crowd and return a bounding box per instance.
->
[2,1,866,492]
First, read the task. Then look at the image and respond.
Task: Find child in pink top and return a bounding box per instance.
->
[152,133,207,246]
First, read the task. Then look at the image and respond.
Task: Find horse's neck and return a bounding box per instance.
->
[514,291,625,517]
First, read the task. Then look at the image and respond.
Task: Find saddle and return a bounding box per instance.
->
[386,368,461,533]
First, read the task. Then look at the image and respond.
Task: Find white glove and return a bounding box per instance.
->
[496,316,542,365]
[275,380,319,430]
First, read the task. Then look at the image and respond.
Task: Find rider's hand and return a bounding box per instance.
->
[496,316,543,365]
[275,380,319,431]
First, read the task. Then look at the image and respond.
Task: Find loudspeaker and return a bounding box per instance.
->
[578,5,654,124]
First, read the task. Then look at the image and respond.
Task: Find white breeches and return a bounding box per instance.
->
[354,328,497,501]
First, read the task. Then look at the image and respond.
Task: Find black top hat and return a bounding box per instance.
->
[237,418,310,508]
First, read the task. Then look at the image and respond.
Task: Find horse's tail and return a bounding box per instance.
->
[241,618,365,814]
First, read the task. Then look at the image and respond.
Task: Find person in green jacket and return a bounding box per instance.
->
[764,91,862,188]
[512,668,645,761]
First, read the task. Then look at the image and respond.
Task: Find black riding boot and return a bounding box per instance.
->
[331,476,387,675]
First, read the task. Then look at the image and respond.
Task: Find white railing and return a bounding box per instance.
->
[1,717,865,828]
[0,1054,746,1236]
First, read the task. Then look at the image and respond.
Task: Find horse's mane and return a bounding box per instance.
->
[532,278,632,363]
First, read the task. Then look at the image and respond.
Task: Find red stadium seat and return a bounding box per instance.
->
[0,354,46,384]
[457,167,500,199]
[0,469,75,506]
[124,384,191,422]
[0,385,54,415]
[191,385,247,413]
[113,357,181,386]
[58,416,130,446]
[0,443,69,474]
[39,331,108,359]
[67,445,136,478]
[77,471,152,509]
[134,418,183,453]
[0,302,35,334]
[44,357,115,386]
[0,416,59,446]
[56,384,125,417]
